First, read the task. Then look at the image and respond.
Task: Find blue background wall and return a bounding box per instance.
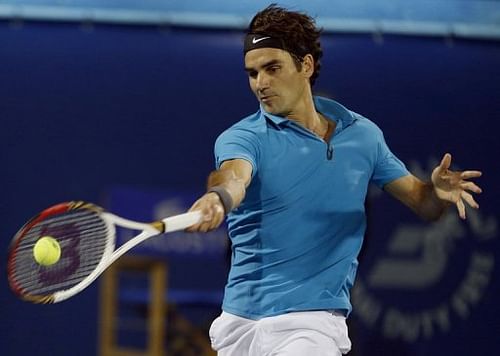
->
[1,18,499,355]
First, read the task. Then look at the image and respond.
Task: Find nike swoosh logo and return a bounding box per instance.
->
[252,36,271,44]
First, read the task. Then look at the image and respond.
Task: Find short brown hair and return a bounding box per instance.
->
[247,4,323,86]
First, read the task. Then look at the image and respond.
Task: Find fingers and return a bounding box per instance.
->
[456,172,482,220]
[461,190,479,209]
[456,198,466,220]
[186,193,226,233]
[461,170,482,179]
[197,204,225,232]
[438,153,452,173]
[454,190,479,220]
[460,181,482,194]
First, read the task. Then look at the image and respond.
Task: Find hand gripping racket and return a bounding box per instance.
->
[7,201,201,304]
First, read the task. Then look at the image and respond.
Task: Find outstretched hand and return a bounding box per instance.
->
[431,153,482,219]
[186,192,226,233]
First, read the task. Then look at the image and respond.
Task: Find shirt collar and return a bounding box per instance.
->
[313,96,357,131]
[260,106,288,128]
[259,96,357,131]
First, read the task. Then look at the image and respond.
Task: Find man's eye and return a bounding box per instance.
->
[248,71,257,78]
[268,66,280,73]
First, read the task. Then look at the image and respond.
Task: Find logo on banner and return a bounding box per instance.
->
[352,159,497,342]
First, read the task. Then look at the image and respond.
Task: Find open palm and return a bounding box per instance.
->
[431,153,482,219]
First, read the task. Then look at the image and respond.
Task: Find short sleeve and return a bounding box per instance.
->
[214,127,260,176]
[371,132,409,188]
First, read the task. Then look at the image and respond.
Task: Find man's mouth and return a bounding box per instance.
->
[260,95,276,103]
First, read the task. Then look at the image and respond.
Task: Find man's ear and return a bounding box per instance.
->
[302,54,315,79]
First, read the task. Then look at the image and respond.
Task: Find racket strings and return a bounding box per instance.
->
[12,243,107,284]
[9,209,110,297]
[14,215,106,251]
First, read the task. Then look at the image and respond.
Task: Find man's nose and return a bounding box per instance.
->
[256,72,269,92]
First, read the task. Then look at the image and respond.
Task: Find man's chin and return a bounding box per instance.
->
[261,103,283,116]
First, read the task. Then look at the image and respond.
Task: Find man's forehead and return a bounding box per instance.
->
[244,48,291,68]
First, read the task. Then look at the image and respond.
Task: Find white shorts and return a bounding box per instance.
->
[209,310,352,356]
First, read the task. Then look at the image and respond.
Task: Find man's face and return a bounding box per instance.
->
[244,48,309,116]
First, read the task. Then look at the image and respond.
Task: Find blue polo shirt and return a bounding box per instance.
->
[215,96,409,319]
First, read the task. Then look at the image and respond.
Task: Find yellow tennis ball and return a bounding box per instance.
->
[33,236,61,266]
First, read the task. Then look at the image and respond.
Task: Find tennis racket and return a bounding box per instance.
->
[7,201,201,304]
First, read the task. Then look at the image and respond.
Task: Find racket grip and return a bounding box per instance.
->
[163,211,202,233]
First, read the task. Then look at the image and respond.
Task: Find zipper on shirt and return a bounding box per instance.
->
[326,143,334,160]
[288,116,336,160]
[324,119,335,161]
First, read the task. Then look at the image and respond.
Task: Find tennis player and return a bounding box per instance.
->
[187,5,482,355]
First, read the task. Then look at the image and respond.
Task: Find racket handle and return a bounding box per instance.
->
[162,211,202,233]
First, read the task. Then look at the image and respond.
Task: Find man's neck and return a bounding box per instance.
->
[287,94,328,138]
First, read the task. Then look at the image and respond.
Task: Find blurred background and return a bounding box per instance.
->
[1,1,499,355]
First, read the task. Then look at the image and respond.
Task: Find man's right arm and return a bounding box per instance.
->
[186,158,253,232]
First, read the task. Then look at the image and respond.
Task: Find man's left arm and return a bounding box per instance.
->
[384,153,482,221]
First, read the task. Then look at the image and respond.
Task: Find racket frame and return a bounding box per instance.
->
[7,201,201,304]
